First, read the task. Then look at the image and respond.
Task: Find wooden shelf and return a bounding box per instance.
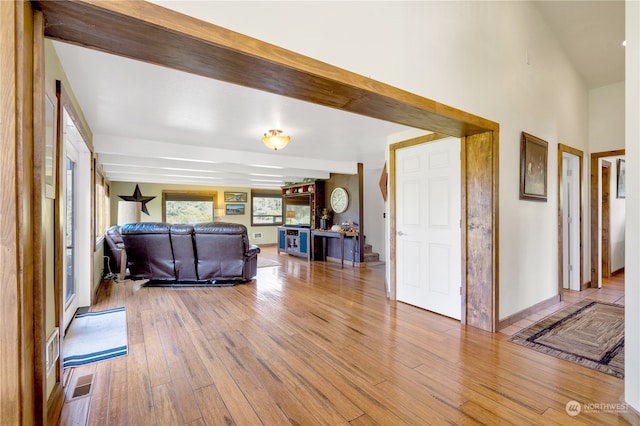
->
[281,181,324,229]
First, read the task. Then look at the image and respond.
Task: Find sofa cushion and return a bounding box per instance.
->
[121,222,176,280]
[170,224,198,281]
[193,222,247,280]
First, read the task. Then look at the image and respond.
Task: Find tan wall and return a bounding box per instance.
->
[110,181,278,245]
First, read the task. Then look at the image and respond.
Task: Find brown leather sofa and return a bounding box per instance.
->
[120,222,260,284]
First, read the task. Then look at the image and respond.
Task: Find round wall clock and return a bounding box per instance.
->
[330,187,349,213]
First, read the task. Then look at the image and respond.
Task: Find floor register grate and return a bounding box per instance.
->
[70,374,94,400]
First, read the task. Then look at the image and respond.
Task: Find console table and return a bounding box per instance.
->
[311,230,359,267]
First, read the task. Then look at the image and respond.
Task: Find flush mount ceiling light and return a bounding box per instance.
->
[261,129,291,151]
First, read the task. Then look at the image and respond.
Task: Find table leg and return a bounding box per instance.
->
[352,236,357,267]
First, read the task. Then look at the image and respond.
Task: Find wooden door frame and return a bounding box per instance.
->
[5,2,500,422]
[590,149,625,287]
[35,0,500,331]
[389,132,499,330]
[1,1,40,423]
[601,160,612,280]
[557,144,584,299]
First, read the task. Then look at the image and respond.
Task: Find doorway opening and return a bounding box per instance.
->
[557,144,584,298]
[590,150,625,289]
[39,2,500,331]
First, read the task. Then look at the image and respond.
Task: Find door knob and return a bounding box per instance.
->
[397,230,406,236]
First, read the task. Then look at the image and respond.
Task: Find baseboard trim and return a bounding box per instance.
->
[620,400,640,425]
[612,267,625,276]
[497,294,560,331]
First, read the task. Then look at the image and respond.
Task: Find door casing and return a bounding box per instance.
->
[590,149,625,288]
[557,144,584,298]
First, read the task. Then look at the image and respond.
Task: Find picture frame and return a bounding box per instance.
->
[224,191,247,202]
[225,204,245,215]
[519,132,548,202]
[44,86,58,199]
[617,158,625,199]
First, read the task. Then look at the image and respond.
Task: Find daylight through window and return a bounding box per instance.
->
[163,191,217,224]
[251,189,283,226]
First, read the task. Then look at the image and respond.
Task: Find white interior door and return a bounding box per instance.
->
[395,138,461,319]
[562,153,580,291]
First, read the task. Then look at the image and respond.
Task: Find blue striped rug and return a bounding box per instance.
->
[63,307,128,368]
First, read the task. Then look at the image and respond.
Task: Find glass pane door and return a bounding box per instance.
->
[62,118,80,331]
[64,155,76,305]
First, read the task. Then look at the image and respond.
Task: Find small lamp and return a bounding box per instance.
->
[117,201,141,226]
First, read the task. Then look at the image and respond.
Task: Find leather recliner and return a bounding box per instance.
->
[120,222,260,283]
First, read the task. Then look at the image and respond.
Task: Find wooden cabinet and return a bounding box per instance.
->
[278,181,324,259]
[278,227,310,259]
[281,181,324,230]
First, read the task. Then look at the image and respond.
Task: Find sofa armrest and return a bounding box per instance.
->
[241,244,260,281]
[246,244,260,258]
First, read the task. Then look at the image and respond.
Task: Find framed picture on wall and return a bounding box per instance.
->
[226,204,245,215]
[224,191,247,202]
[519,132,548,202]
[617,158,625,198]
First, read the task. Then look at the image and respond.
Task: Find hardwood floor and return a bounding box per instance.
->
[61,248,629,425]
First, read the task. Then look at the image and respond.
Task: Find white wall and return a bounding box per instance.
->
[625,0,639,413]
[590,82,625,153]
[158,1,590,318]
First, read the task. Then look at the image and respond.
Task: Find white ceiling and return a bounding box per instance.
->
[51,1,624,189]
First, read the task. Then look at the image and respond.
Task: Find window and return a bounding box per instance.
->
[251,189,283,226]
[94,165,110,245]
[162,191,217,224]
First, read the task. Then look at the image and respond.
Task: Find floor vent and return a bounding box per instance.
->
[70,374,94,399]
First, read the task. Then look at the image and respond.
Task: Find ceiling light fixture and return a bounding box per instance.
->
[261,129,291,151]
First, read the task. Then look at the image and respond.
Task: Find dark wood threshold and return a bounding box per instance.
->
[497,294,560,331]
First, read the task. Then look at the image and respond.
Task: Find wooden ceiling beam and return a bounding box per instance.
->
[34,0,497,138]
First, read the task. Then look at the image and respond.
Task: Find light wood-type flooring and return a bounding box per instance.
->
[61,246,629,425]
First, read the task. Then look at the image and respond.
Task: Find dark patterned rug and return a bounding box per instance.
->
[508,299,624,378]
